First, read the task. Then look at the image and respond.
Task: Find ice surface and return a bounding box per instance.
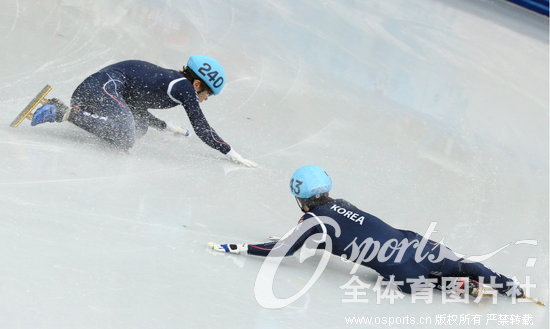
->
[0,0,548,328]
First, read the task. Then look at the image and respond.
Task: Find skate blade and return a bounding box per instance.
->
[471,287,494,298]
[473,286,545,306]
[10,85,53,128]
[521,296,545,306]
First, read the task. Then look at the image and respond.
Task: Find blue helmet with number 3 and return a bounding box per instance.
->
[187,55,226,95]
[290,165,333,199]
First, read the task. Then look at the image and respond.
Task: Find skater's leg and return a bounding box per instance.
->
[69,104,136,150]
[432,246,523,297]
[132,110,150,139]
[69,72,136,150]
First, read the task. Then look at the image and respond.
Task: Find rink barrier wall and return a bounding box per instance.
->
[504,0,549,16]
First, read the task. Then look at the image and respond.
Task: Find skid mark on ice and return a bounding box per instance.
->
[0,165,189,186]
[235,58,265,110]
[9,0,20,33]
[136,195,147,220]
[181,3,207,44]
[56,207,184,235]
[191,222,251,242]
[418,152,467,176]
[217,6,236,40]
[277,57,303,105]
[2,174,138,186]
[257,121,337,159]
[0,140,71,151]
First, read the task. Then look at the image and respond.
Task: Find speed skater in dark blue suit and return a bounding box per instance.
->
[209,165,527,299]
[30,56,257,167]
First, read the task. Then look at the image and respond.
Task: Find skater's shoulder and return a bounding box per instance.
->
[114,59,157,67]
[321,199,371,217]
[332,198,356,208]
[101,60,174,74]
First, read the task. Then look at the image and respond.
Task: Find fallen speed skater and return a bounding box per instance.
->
[11,56,257,167]
[208,165,543,304]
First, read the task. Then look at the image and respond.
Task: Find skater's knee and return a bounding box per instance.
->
[111,135,135,150]
[110,123,136,150]
[101,127,134,150]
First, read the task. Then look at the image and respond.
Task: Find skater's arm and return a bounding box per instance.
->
[248,215,325,256]
[169,80,257,166]
[168,80,231,153]
[209,214,325,257]
[141,110,190,136]
[170,83,230,153]
[144,111,167,130]
[183,102,231,154]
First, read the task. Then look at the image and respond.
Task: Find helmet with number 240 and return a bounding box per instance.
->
[186,55,226,95]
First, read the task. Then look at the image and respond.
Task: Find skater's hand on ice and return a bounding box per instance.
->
[165,123,190,137]
[208,242,248,254]
[226,149,258,168]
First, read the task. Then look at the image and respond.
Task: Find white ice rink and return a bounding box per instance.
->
[0,0,548,328]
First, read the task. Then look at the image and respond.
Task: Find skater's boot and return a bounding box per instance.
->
[463,278,486,297]
[501,281,525,298]
[455,277,480,297]
[441,277,482,297]
[31,98,70,126]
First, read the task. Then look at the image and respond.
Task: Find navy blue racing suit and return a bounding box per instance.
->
[68,60,231,152]
[248,199,516,294]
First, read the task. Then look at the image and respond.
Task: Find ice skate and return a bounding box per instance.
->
[31,98,69,126]
[10,85,52,127]
[501,281,525,298]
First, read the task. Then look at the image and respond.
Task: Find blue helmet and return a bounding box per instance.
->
[290,165,333,199]
[187,55,226,95]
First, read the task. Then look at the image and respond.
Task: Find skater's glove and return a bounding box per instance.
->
[226,149,258,168]
[165,123,190,137]
[208,242,248,254]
